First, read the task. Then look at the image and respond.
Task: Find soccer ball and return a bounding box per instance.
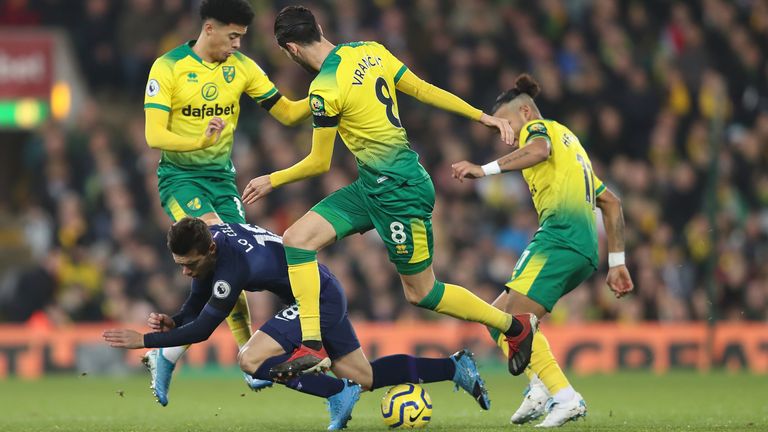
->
[380,383,433,428]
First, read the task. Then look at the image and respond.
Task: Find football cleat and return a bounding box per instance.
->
[142,349,175,407]
[243,373,273,392]
[450,349,491,410]
[506,313,539,375]
[269,343,331,380]
[535,392,587,428]
[510,381,549,424]
[326,379,361,431]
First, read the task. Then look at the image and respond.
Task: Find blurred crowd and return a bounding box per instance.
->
[1,0,767,327]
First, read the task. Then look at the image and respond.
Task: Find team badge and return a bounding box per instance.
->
[186,197,201,210]
[146,79,159,97]
[222,66,235,83]
[201,82,219,101]
[213,280,231,299]
[527,122,547,135]
[310,94,325,116]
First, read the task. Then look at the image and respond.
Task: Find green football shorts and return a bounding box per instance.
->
[506,239,596,312]
[312,177,435,275]
[158,176,246,223]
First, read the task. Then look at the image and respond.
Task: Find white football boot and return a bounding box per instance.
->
[535,392,587,428]
[510,379,549,424]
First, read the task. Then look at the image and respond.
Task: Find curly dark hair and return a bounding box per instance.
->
[200,0,254,26]
[167,217,212,256]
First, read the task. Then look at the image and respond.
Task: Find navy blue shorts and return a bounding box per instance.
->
[260,274,360,360]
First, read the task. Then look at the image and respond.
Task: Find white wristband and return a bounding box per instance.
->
[608,252,625,268]
[481,160,501,176]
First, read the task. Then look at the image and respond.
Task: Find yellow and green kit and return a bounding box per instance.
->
[507,119,607,311]
[307,41,439,274]
[144,41,279,223]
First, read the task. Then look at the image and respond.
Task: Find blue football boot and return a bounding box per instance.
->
[142,349,175,407]
[244,373,273,392]
[450,349,491,410]
[326,379,362,430]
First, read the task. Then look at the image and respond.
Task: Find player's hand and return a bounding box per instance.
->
[479,113,515,145]
[451,160,484,182]
[242,175,273,204]
[606,265,634,298]
[102,329,145,349]
[202,117,226,147]
[147,313,175,332]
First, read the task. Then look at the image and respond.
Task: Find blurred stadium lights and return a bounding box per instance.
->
[0,29,84,129]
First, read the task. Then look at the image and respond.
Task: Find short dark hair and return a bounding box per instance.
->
[274,5,321,48]
[200,0,254,26]
[492,74,541,113]
[167,217,212,256]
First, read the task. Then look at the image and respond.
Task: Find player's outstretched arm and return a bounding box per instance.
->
[451,138,550,181]
[242,126,336,204]
[395,69,514,144]
[145,109,226,152]
[596,187,634,298]
[264,95,311,126]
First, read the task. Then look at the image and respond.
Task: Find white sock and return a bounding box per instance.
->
[553,386,576,403]
[529,374,549,393]
[160,346,188,364]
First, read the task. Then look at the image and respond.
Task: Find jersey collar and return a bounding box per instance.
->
[184,40,224,70]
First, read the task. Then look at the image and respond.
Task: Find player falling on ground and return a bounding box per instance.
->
[451,74,635,427]
[142,0,311,405]
[240,5,537,380]
[103,217,491,430]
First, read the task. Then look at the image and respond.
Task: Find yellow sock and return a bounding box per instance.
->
[420,281,512,331]
[487,327,569,394]
[529,331,570,394]
[490,327,510,357]
[225,291,253,347]
[285,247,321,341]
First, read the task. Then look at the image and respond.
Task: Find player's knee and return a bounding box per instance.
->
[237,345,264,374]
[282,225,311,249]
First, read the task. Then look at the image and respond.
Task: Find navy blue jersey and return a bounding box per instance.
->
[144,223,338,348]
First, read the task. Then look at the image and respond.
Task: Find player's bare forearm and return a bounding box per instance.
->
[268,96,311,126]
[596,188,626,253]
[451,140,548,181]
[497,139,549,171]
[102,329,145,349]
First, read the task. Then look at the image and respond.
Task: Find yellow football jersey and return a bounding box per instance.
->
[144,41,278,180]
[519,119,606,266]
[308,41,429,193]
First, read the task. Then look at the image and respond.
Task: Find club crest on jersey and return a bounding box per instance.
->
[310,94,325,116]
[213,280,231,299]
[146,79,159,97]
[527,122,547,135]
[186,197,201,210]
[222,66,235,83]
[201,82,219,101]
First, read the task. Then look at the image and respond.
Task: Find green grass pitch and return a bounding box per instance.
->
[1,368,765,431]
